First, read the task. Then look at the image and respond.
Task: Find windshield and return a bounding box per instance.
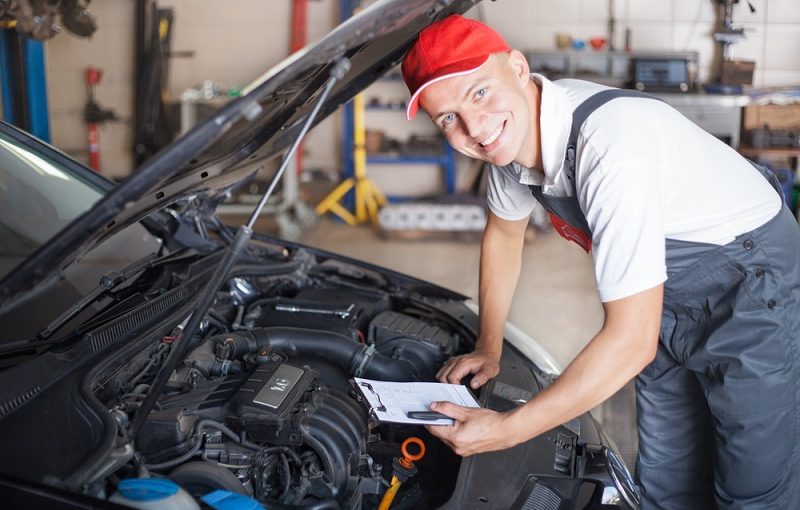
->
[0,131,103,280]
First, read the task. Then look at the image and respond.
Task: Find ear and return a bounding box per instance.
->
[507,49,530,85]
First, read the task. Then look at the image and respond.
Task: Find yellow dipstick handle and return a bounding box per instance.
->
[378,476,402,510]
[378,437,426,510]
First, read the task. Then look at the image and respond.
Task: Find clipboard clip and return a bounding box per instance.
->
[358,381,387,412]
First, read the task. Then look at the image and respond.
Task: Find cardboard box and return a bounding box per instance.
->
[721,60,755,86]
[744,103,800,131]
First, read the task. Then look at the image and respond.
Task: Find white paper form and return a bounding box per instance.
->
[353,377,481,426]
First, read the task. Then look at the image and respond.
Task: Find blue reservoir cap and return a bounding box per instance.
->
[202,490,264,510]
[118,478,180,501]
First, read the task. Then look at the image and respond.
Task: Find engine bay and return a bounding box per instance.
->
[0,246,637,509]
[103,259,468,509]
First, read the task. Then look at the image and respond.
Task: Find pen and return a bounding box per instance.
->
[406,411,451,420]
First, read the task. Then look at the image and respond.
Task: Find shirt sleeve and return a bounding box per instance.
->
[577,113,668,302]
[486,164,537,221]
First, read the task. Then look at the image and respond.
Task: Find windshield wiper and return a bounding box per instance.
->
[127,58,351,442]
[36,248,199,340]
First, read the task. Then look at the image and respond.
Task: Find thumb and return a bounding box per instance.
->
[430,401,469,420]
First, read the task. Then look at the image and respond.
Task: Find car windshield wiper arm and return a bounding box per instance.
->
[36,248,198,341]
[128,58,351,441]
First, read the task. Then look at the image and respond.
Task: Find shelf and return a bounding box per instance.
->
[365,104,406,111]
[367,154,449,165]
[739,145,800,158]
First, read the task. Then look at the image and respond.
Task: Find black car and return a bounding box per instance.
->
[0,1,639,509]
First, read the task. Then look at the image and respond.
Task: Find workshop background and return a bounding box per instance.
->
[3,0,800,466]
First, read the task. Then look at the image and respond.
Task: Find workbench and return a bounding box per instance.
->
[652,92,750,149]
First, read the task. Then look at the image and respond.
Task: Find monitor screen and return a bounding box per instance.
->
[634,59,689,87]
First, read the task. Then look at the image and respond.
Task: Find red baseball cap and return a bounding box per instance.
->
[402,15,510,120]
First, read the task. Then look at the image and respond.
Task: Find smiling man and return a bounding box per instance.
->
[402,14,800,510]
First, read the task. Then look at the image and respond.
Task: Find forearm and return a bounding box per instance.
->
[506,329,651,441]
[477,215,527,355]
[504,285,663,444]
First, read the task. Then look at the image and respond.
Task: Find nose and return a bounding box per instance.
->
[460,109,486,139]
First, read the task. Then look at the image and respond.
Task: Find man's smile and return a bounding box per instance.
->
[477,120,506,152]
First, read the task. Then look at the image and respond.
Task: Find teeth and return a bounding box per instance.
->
[480,124,502,147]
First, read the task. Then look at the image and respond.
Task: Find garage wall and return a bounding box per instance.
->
[479,0,800,87]
[43,0,799,182]
[45,0,341,180]
[46,5,135,179]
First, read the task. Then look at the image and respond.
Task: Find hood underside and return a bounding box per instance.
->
[0,0,479,304]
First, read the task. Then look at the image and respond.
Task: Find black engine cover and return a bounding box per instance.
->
[139,362,372,501]
[230,362,317,443]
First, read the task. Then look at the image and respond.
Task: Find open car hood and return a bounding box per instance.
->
[0,0,478,303]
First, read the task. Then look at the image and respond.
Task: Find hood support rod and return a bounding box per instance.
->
[127,58,351,442]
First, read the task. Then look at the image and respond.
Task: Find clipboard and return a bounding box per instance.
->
[353,377,481,426]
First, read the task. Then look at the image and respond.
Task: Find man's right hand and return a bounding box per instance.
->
[437,349,500,389]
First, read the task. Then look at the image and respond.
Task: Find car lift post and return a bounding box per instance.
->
[315,92,387,226]
[0,25,50,142]
[315,0,387,227]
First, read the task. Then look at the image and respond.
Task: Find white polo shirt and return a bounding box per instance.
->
[487,74,781,302]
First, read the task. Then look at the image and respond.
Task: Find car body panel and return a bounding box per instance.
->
[0,0,479,305]
[0,1,640,508]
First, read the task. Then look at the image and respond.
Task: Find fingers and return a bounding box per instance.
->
[430,401,471,421]
[438,353,499,386]
[436,357,455,382]
[470,373,487,389]
[446,361,475,384]
[470,365,496,388]
[438,357,477,384]
[425,424,456,450]
[437,357,464,383]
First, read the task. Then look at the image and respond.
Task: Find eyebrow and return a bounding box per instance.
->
[463,78,485,102]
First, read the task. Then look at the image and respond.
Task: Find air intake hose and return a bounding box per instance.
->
[209,327,416,381]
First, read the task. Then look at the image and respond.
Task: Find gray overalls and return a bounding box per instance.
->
[527,89,800,509]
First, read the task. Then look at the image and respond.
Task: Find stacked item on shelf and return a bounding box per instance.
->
[740,89,800,218]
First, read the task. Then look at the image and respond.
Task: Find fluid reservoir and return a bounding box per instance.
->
[109,478,200,510]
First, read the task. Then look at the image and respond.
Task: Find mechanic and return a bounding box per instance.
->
[401,14,800,509]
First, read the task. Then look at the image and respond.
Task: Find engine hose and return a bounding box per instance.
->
[262,499,340,510]
[279,453,291,501]
[145,419,301,471]
[231,261,301,277]
[145,431,203,471]
[208,327,416,381]
[201,420,302,464]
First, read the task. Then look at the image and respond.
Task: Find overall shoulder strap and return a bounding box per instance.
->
[564,89,663,196]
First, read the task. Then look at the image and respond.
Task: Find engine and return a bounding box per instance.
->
[112,277,464,509]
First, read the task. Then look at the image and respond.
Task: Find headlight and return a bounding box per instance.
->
[603,446,641,509]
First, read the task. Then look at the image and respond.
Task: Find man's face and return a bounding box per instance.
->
[418,51,534,168]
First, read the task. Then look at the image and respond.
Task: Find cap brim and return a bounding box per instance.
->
[406,59,488,120]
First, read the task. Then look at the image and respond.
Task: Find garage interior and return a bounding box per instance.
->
[1,0,799,507]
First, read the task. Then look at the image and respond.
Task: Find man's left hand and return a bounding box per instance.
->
[424,401,518,456]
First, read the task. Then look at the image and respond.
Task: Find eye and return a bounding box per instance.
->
[475,87,487,99]
[441,113,456,126]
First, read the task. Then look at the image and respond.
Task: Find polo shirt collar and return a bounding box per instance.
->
[515,74,570,189]
[539,74,570,185]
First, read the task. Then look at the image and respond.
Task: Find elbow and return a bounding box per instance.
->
[634,332,659,372]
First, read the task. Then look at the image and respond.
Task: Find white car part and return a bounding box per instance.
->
[464,300,562,376]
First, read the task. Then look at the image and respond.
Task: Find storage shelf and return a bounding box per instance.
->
[739,145,800,158]
[365,104,406,111]
[367,154,449,165]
